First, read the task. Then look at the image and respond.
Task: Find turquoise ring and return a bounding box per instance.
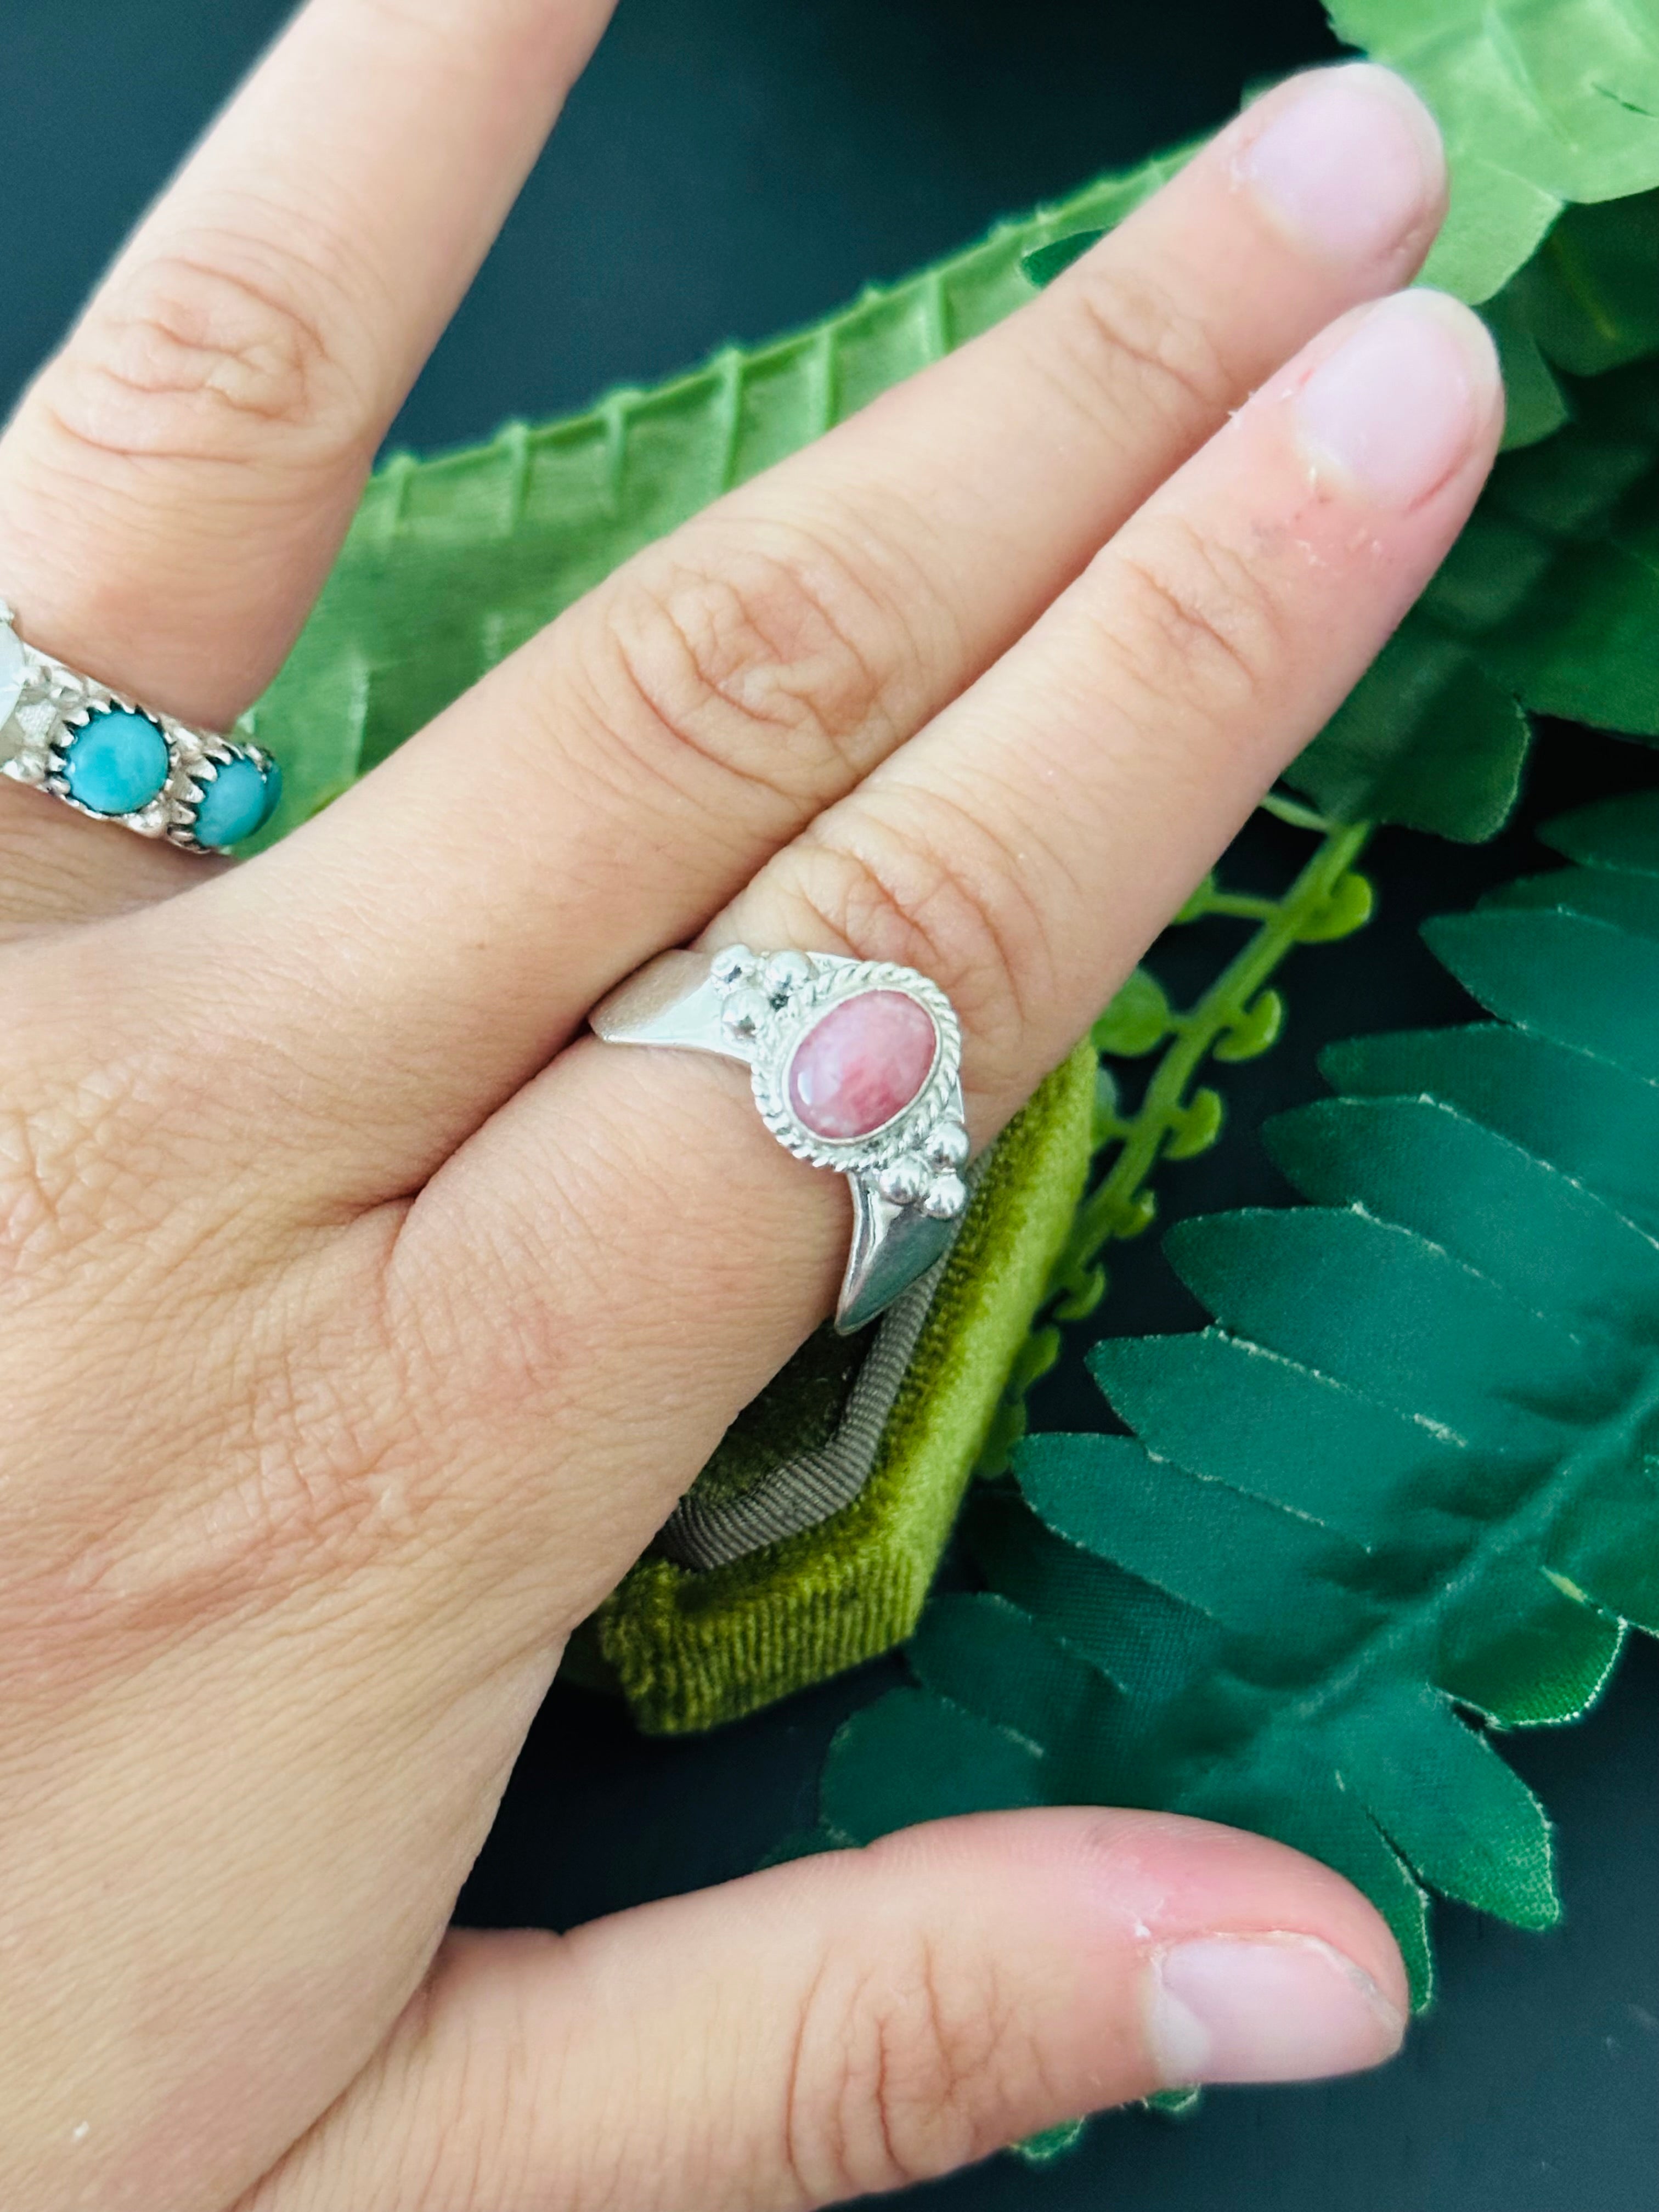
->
[0,603,281,853]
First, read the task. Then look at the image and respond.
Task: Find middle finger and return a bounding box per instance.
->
[137,63,1447,1199]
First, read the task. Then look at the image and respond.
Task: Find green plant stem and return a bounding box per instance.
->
[1057,819,1374,1305]
[974,818,1375,1477]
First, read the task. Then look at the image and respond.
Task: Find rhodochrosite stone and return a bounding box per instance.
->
[788,989,938,1140]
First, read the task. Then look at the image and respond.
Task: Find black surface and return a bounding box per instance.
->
[4,4,1656,2208]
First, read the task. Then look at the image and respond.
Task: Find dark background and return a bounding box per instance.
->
[3,3,1655,2207]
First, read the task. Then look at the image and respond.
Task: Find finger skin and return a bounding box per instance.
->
[720,290,1505,1122]
[0,0,616,924]
[238,1811,1407,2211]
[156,65,1448,1193]
[380,290,1502,1583]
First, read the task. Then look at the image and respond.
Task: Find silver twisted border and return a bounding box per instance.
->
[709,950,969,1226]
[0,606,276,853]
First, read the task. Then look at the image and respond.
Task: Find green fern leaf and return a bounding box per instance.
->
[817,787,1659,1997]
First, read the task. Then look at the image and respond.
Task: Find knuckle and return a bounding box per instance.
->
[786,795,1052,1060]
[591,526,923,821]
[40,247,363,471]
[791,1928,1026,2197]
[1043,261,1234,445]
[1105,515,1289,710]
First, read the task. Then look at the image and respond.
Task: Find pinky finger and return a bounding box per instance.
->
[238,1810,1406,2212]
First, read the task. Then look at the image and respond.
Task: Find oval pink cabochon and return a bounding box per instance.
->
[787,989,939,1141]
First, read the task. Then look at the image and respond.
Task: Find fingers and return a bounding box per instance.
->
[241,1812,1407,2211]
[380,287,1500,1589]
[159,64,1448,1192]
[723,287,1505,1124]
[0,0,615,919]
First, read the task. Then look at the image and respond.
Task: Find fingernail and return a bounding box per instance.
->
[1237,64,1445,265]
[1148,1934,1407,2086]
[1293,291,1500,509]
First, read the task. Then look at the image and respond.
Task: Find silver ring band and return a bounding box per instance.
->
[0,604,281,852]
[590,946,973,1333]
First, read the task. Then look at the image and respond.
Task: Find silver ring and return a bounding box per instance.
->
[590,946,973,1333]
[0,603,281,852]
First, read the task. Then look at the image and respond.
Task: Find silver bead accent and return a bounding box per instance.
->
[878,1154,930,1207]
[924,1119,971,1171]
[711,944,757,987]
[763,948,814,1000]
[922,1171,968,1221]
[721,985,772,1040]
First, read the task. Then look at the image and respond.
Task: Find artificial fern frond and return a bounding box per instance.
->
[811,787,1659,2004]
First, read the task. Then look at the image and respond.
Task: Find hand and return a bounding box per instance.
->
[0,7,1498,2207]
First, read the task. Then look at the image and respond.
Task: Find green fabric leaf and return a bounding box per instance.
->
[1158,1207,1613,1442]
[1542,786,1659,868]
[1019,231,1106,286]
[966,1486,1223,1708]
[1324,1024,1659,1239]
[1497,191,1659,379]
[1320,1681,1559,1927]
[1263,1094,1659,1342]
[1089,1334,1503,1554]
[1432,1553,1624,1725]
[1288,620,1531,839]
[907,1593,1130,1787]
[820,1686,1046,1842]
[1549,1462,1659,1632]
[1328,0,1659,300]
[1485,859,1659,934]
[1014,2119,1092,2163]
[1426,905,1659,1072]
[1480,292,1571,450]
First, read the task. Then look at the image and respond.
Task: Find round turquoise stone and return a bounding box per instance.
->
[192,754,276,848]
[60,709,171,816]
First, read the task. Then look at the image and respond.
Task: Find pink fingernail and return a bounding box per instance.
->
[1148,1933,1407,2086]
[1293,290,1500,509]
[1237,65,1446,265]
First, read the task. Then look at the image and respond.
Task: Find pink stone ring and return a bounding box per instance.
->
[589,946,971,1332]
